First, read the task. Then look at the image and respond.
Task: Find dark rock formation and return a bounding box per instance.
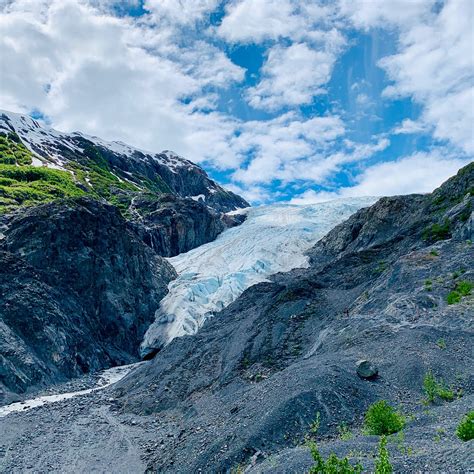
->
[127,194,227,257]
[113,163,474,473]
[0,198,176,404]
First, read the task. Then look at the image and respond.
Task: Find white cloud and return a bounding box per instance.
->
[217,0,301,43]
[0,0,244,167]
[290,151,470,203]
[393,118,428,135]
[339,0,436,30]
[379,0,474,154]
[230,114,346,184]
[245,43,335,110]
[144,0,219,25]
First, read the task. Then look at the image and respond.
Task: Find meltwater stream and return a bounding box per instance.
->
[141,197,376,355]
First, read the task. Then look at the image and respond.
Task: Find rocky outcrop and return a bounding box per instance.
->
[128,194,229,257]
[113,163,474,473]
[0,198,176,404]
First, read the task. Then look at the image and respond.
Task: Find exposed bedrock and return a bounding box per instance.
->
[0,198,176,404]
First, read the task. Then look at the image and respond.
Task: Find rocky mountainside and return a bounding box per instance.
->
[0,110,248,257]
[0,164,472,473]
[0,198,176,404]
[110,163,473,472]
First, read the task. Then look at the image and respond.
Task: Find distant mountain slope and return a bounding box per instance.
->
[0,110,248,215]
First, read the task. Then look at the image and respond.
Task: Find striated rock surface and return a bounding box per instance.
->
[0,198,176,403]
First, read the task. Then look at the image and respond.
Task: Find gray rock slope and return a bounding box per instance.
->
[0,198,176,404]
[111,163,474,472]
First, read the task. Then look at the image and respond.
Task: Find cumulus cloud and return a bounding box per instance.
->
[245,43,335,110]
[378,0,474,154]
[0,0,244,164]
[290,151,470,204]
[217,0,302,43]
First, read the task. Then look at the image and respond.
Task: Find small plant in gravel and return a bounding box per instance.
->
[307,441,363,474]
[436,338,447,349]
[422,371,456,403]
[424,279,433,291]
[310,412,321,434]
[337,422,353,441]
[374,436,393,474]
[446,280,473,304]
[364,401,405,436]
[429,250,439,256]
[456,411,474,441]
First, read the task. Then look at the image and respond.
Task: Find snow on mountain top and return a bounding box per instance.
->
[140,197,378,355]
[0,109,196,171]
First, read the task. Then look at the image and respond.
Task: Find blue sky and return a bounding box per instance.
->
[0,0,472,203]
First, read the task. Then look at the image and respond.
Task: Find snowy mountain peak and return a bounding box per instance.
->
[0,109,249,213]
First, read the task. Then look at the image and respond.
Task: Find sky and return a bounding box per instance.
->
[0,0,472,204]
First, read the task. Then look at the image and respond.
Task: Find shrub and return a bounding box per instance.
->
[446,280,473,305]
[307,441,363,474]
[374,436,393,474]
[422,220,451,242]
[423,371,455,403]
[337,423,353,441]
[364,401,405,436]
[456,411,474,441]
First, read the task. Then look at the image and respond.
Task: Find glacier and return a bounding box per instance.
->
[140,197,377,356]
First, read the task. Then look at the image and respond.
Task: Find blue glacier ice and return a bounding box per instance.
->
[140,197,377,356]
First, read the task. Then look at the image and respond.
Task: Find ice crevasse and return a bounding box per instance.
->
[140,197,377,357]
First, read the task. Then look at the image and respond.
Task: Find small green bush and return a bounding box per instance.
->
[422,220,451,242]
[374,436,393,474]
[337,423,353,441]
[446,280,473,305]
[307,441,363,474]
[456,411,474,441]
[423,371,455,403]
[364,401,405,436]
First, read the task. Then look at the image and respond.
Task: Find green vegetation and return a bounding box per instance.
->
[307,441,363,474]
[456,411,474,441]
[337,423,353,441]
[364,401,405,436]
[0,133,33,166]
[422,371,455,403]
[374,436,393,474]
[422,220,451,242]
[446,280,473,304]
[429,250,439,257]
[0,165,85,213]
[310,412,321,434]
[436,338,447,350]
[424,279,433,291]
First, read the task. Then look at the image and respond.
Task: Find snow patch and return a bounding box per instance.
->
[0,363,141,418]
